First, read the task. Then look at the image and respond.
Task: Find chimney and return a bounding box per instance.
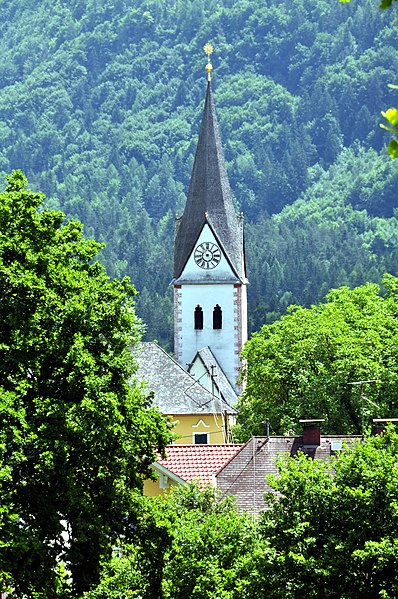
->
[299,419,325,447]
[372,418,398,435]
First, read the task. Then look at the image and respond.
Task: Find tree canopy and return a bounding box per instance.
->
[85,485,269,599]
[381,98,398,158]
[236,274,398,438]
[0,171,171,597]
[262,425,398,598]
[0,0,398,343]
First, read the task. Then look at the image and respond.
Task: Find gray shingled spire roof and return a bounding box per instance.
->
[174,82,245,281]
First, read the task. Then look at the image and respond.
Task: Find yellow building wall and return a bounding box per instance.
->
[168,413,228,444]
[143,476,178,497]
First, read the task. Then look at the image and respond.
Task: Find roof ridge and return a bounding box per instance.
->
[156,442,245,484]
[192,346,238,407]
[214,441,247,476]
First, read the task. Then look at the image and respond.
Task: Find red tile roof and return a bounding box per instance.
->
[157,444,244,484]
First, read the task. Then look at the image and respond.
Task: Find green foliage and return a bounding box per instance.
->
[262,425,398,597]
[387,138,398,157]
[88,439,398,598]
[237,275,398,438]
[82,554,146,599]
[338,0,398,154]
[381,105,398,157]
[246,146,398,332]
[0,0,398,342]
[339,0,396,8]
[0,171,171,596]
[83,493,173,599]
[379,0,397,8]
[87,485,272,599]
[160,486,265,599]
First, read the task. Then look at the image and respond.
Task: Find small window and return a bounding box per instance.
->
[159,474,170,489]
[194,305,203,330]
[194,433,208,444]
[213,304,222,329]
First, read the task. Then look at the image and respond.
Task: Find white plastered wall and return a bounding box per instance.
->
[174,225,244,390]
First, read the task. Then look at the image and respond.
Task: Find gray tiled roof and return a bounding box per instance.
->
[189,346,238,407]
[135,342,236,415]
[216,435,361,513]
[174,82,245,281]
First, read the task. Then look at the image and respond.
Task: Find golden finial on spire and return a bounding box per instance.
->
[204,43,213,82]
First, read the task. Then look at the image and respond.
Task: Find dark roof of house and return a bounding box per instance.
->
[189,346,238,407]
[155,443,244,485]
[215,434,361,513]
[134,342,236,415]
[174,81,245,281]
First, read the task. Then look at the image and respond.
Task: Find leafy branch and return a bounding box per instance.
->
[339,0,398,156]
[339,0,396,8]
[380,85,398,158]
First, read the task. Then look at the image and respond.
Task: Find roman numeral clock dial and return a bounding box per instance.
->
[194,242,221,269]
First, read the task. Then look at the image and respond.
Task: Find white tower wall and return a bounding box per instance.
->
[174,226,246,390]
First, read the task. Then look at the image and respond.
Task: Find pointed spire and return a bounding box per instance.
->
[174,66,245,281]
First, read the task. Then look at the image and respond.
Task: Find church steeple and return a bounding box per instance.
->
[173,47,248,393]
[174,80,245,283]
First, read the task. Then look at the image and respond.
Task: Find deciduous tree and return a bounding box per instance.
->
[262,425,398,598]
[0,171,171,597]
[86,485,271,599]
[237,276,398,437]
[340,0,396,7]
[381,97,398,157]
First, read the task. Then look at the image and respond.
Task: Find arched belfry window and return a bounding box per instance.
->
[194,305,203,330]
[213,304,222,329]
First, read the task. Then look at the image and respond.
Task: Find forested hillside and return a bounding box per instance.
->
[0,0,397,347]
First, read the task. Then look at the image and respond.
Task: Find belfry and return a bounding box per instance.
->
[172,45,248,394]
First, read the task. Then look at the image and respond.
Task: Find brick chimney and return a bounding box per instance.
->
[299,419,325,446]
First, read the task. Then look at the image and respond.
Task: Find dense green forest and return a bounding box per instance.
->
[0,0,398,347]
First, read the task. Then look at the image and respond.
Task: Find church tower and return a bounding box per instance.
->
[173,46,248,393]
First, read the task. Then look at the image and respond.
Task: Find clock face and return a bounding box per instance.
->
[194,242,221,269]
